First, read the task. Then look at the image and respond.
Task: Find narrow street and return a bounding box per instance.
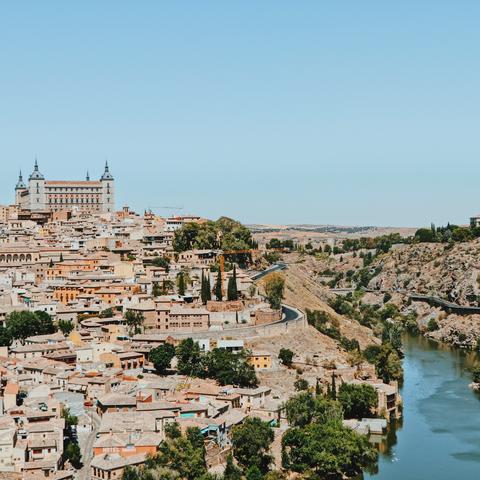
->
[76,410,101,480]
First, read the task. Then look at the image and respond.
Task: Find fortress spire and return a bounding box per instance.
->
[16,170,26,190]
[29,158,44,181]
[100,160,114,181]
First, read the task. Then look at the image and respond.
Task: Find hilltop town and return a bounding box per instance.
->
[0,163,403,480]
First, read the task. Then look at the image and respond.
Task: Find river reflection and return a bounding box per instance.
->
[363,334,480,480]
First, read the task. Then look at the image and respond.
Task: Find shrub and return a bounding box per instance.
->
[427,319,439,332]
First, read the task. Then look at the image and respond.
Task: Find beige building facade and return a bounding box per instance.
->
[15,160,115,214]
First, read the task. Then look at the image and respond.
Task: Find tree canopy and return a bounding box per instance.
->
[227,266,238,301]
[173,217,254,252]
[262,272,285,310]
[282,421,377,479]
[151,255,170,271]
[124,310,144,336]
[150,343,176,374]
[0,310,57,346]
[176,338,203,377]
[232,417,274,473]
[278,348,294,367]
[282,392,377,478]
[338,383,378,419]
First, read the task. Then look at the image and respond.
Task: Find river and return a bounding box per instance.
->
[364,334,480,480]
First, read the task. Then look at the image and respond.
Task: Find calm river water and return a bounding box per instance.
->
[364,334,480,480]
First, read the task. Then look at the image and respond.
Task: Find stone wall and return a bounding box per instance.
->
[255,309,282,325]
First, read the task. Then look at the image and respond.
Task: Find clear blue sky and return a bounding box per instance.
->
[2,1,479,227]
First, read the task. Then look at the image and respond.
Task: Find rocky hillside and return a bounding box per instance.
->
[365,240,480,348]
[280,254,377,349]
[369,240,480,305]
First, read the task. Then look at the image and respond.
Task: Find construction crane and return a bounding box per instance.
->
[147,206,184,216]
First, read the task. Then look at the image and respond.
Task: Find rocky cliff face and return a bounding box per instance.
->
[367,240,480,348]
[369,241,480,305]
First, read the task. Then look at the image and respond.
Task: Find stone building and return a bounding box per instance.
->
[15,160,115,214]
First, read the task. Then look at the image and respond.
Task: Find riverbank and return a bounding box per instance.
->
[364,333,480,480]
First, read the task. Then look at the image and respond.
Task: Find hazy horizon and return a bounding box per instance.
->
[2,1,480,227]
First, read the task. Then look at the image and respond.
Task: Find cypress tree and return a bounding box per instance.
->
[152,282,161,297]
[178,272,186,296]
[315,378,321,396]
[331,372,337,400]
[227,265,238,301]
[205,274,211,301]
[215,269,223,301]
[201,272,210,304]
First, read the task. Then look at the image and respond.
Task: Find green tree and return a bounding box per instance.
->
[173,222,201,252]
[282,421,377,478]
[214,269,223,301]
[382,321,403,353]
[58,320,74,336]
[186,426,206,453]
[262,272,285,310]
[200,272,211,304]
[152,282,162,297]
[224,454,242,480]
[177,272,186,296]
[427,318,439,331]
[65,442,81,468]
[172,217,254,253]
[414,228,436,243]
[176,338,203,377]
[165,422,182,439]
[152,256,170,272]
[0,326,12,347]
[227,266,238,301]
[99,307,114,318]
[278,348,294,367]
[152,426,207,479]
[232,417,274,473]
[61,406,78,429]
[124,310,144,335]
[205,274,211,302]
[150,343,176,375]
[364,344,403,383]
[294,377,309,391]
[284,392,343,428]
[338,383,378,419]
[245,465,263,480]
[121,466,140,480]
[5,311,57,344]
[330,372,337,400]
[160,279,174,295]
[202,348,257,387]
